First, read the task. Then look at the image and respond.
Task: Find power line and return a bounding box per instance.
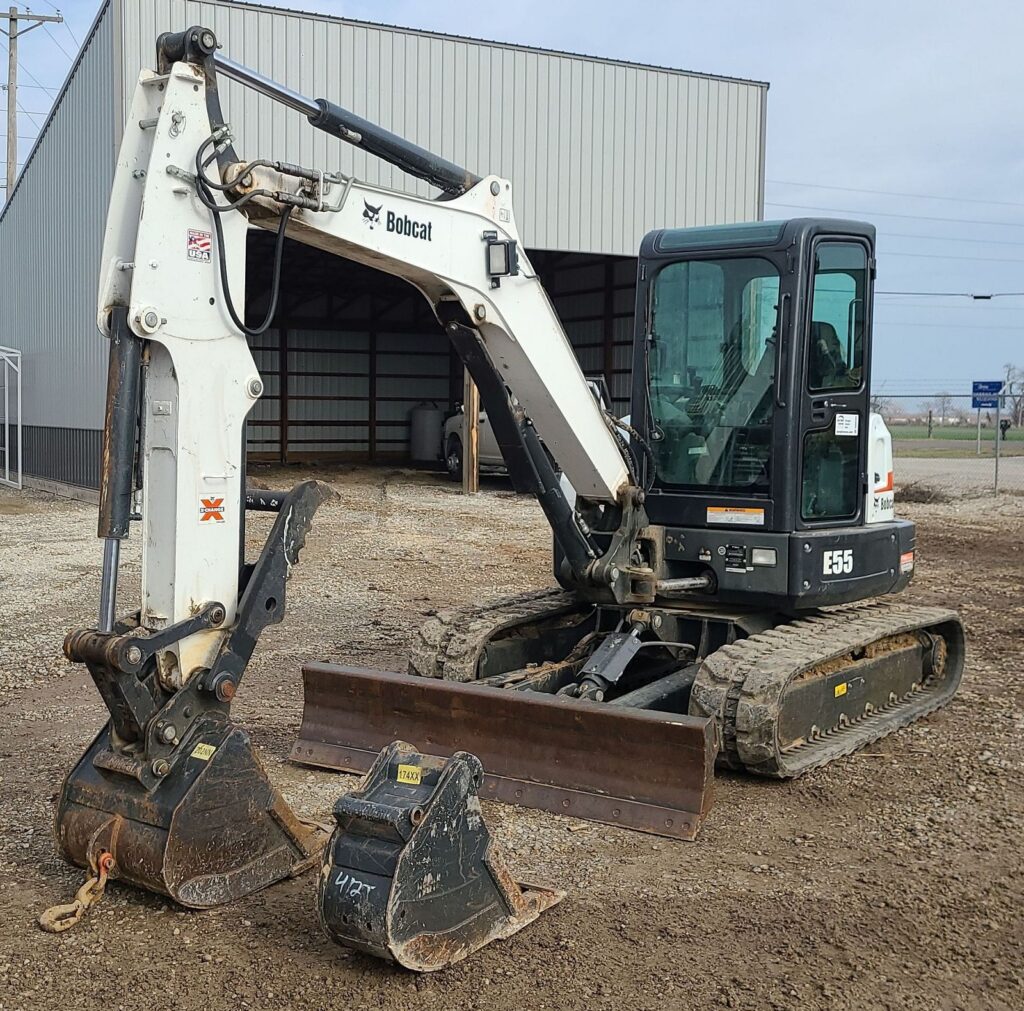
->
[874,321,1024,331]
[765,199,1024,229]
[883,231,1024,248]
[875,302,1024,312]
[37,2,75,39]
[37,3,78,47]
[0,105,49,115]
[15,97,42,130]
[768,178,1024,210]
[876,290,1024,298]
[41,24,74,62]
[878,249,1024,264]
[0,36,58,96]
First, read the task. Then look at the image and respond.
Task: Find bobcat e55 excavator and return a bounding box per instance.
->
[56,27,964,917]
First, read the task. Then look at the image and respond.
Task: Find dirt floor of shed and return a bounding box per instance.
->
[0,465,1021,1011]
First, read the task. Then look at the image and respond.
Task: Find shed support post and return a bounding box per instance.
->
[462,368,479,495]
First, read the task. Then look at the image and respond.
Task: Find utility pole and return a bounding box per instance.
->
[0,6,63,198]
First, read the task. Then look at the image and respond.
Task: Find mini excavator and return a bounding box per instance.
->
[54,26,964,949]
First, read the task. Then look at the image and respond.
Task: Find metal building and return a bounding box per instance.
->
[0,0,767,492]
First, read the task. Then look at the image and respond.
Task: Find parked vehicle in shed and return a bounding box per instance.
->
[442,378,612,480]
[442,405,505,479]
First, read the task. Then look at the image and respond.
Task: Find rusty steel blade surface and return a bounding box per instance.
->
[292,664,717,840]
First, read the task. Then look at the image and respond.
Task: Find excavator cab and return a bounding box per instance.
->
[631,217,907,610]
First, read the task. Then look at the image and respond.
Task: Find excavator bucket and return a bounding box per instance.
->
[55,718,324,908]
[293,664,717,840]
[318,741,563,971]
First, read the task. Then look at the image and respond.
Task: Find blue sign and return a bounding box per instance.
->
[973,380,1002,410]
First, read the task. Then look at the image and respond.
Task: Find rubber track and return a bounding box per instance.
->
[688,600,965,778]
[408,588,583,682]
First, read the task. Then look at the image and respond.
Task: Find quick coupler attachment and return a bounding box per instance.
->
[318,741,564,971]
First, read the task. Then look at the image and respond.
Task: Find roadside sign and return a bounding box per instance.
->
[972,380,1002,410]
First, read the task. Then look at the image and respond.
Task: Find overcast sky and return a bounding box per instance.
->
[6,1,1023,400]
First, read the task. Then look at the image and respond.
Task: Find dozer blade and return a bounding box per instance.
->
[292,664,717,840]
[55,717,324,908]
[319,741,563,971]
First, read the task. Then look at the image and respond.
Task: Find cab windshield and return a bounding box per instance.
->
[647,257,780,491]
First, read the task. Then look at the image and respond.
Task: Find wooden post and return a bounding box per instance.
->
[462,367,479,495]
[5,7,17,199]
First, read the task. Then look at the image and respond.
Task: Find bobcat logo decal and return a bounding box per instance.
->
[363,199,382,228]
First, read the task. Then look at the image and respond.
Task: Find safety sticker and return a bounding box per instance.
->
[707,506,765,527]
[191,743,217,761]
[396,764,422,785]
[199,497,225,523]
[900,551,915,574]
[835,413,859,437]
[834,682,848,698]
[187,228,212,262]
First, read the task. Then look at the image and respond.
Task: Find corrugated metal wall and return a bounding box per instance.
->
[0,0,766,487]
[118,1,767,256]
[243,245,635,464]
[245,251,452,462]
[0,2,115,451]
[544,256,638,417]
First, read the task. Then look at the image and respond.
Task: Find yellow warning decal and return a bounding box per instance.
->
[190,743,217,761]
[706,506,765,527]
[396,764,422,785]
[834,683,848,698]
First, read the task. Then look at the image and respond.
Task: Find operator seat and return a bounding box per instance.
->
[809,321,849,389]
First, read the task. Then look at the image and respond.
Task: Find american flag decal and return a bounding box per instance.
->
[187,228,212,262]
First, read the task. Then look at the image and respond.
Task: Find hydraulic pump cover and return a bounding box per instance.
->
[318,741,564,971]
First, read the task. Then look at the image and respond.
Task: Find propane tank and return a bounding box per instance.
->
[408,401,444,463]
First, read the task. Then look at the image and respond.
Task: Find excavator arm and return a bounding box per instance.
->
[95,28,641,687]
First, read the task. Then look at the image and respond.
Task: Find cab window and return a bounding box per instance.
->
[808,242,867,392]
[647,257,780,492]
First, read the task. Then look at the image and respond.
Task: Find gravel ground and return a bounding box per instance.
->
[0,465,1022,1011]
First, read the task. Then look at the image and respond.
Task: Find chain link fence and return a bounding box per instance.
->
[881,391,1023,500]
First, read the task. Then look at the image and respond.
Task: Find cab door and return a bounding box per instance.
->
[798,238,873,528]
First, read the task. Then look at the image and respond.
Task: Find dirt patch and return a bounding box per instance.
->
[0,492,42,515]
[895,480,952,504]
[0,466,1022,1011]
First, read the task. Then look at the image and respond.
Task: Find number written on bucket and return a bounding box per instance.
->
[333,871,376,900]
[822,549,854,576]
